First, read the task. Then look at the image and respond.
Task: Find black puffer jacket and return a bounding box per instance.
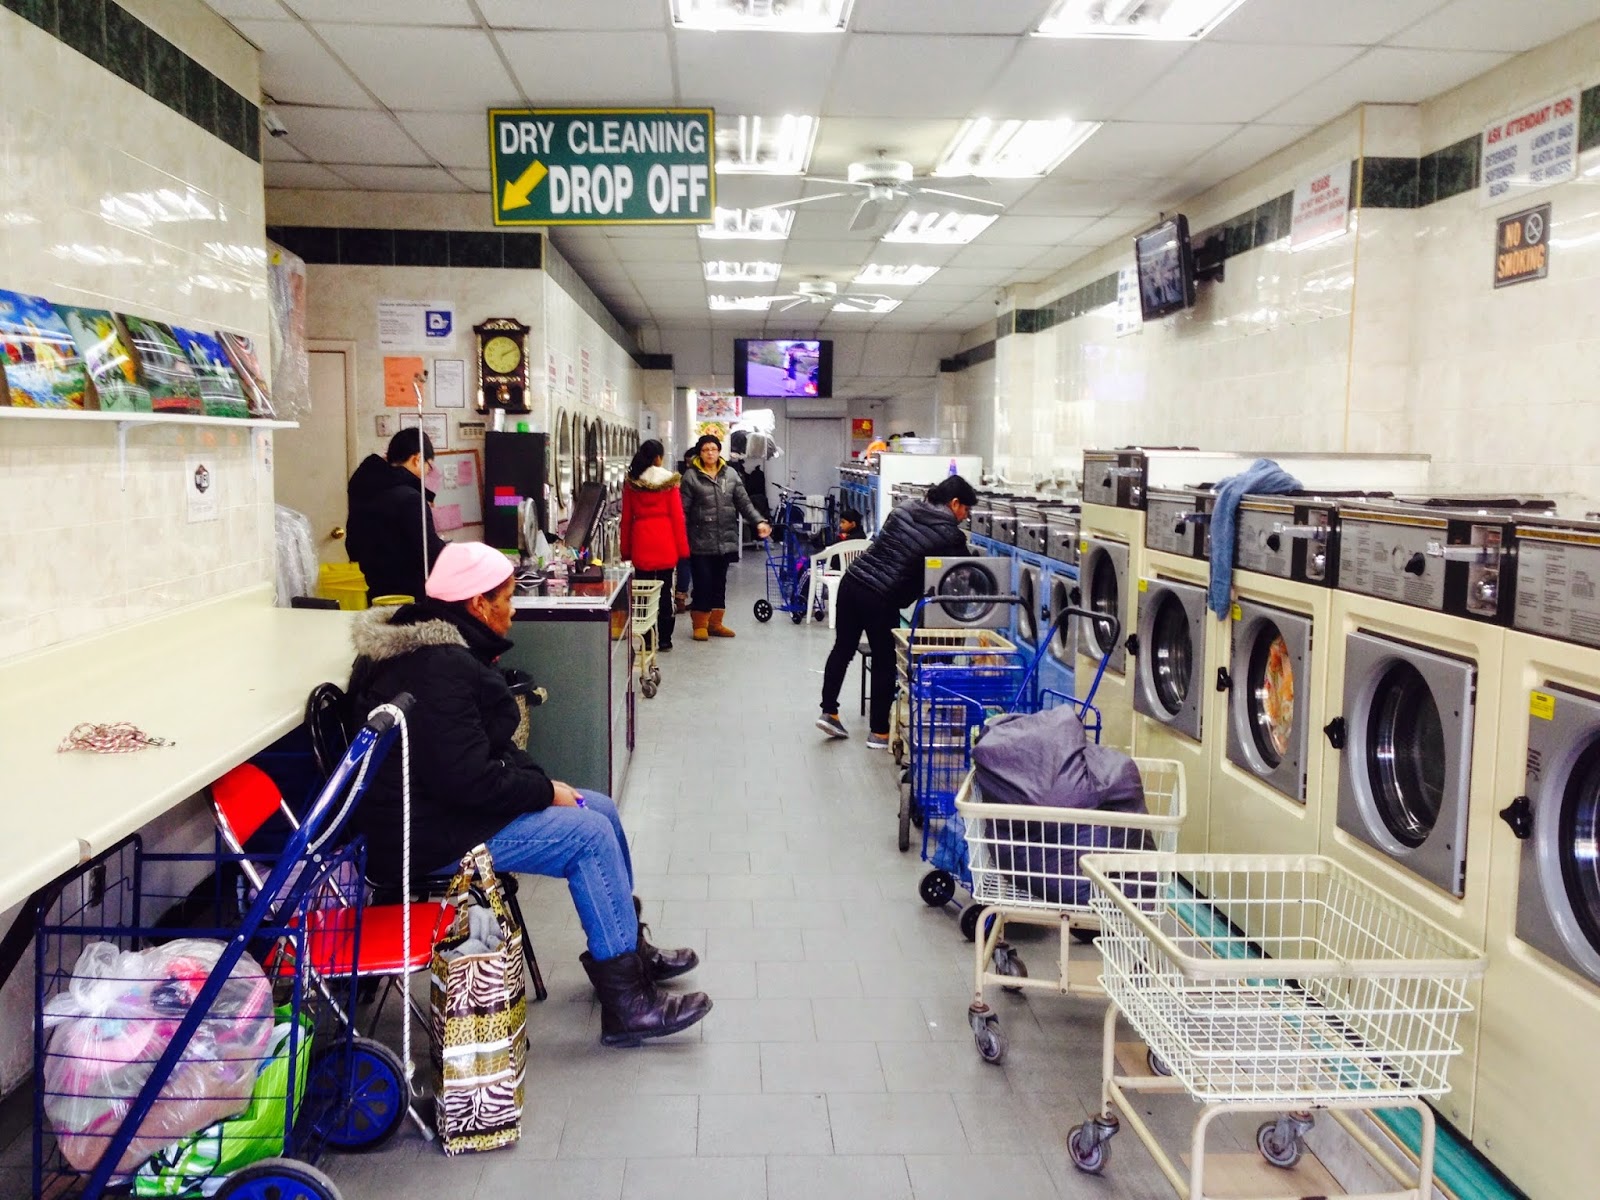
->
[679,460,764,555]
[346,601,553,884]
[846,500,970,609]
[345,455,446,601]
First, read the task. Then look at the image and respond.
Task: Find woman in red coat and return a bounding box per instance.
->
[620,439,690,650]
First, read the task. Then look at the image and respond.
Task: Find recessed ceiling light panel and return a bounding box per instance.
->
[881,211,997,245]
[697,207,795,240]
[708,294,774,311]
[704,260,782,282]
[1035,0,1250,41]
[715,115,818,175]
[854,264,940,286]
[832,297,901,314]
[672,0,854,33]
[934,118,1101,178]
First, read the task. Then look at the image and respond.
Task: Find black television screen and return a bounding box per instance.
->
[733,338,833,399]
[1134,216,1197,320]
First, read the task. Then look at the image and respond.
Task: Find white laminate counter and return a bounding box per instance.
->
[0,589,359,911]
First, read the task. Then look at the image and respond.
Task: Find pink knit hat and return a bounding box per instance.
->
[424,541,514,602]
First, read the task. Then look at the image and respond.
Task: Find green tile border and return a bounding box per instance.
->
[2,0,261,162]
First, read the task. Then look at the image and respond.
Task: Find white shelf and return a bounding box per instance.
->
[0,407,298,485]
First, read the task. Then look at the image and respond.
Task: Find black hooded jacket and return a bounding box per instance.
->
[844,500,970,609]
[344,454,446,601]
[346,600,554,883]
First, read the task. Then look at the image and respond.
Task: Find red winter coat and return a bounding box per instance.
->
[620,467,690,570]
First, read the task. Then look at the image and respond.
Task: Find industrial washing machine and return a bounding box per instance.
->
[1009,500,1050,664]
[920,556,1012,630]
[1472,514,1600,1198]
[1038,503,1081,702]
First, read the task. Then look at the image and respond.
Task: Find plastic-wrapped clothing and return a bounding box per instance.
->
[274,505,316,606]
[42,940,273,1176]
[972,706,1147,906]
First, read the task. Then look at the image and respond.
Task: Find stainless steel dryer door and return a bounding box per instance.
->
[1016,561,1042,650]
[1336,631,1475,896]
[1077,538,1128,676]
[1047,572,1079,666]
[1516,685,1600,984]
[922,557,1011,629]
[1226,600,1311,802]
[1133,577,1206,741]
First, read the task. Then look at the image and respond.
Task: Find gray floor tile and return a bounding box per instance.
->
[697,1093,833,1156]
[633,1040,762,1094]
[706,926,806,962]
[826,1093,971,1156]
[751,897,848,928]
[476,1157,624,1199]
[811,996,937,1043]
[767,1154,914,1200]
[559,1094,699,1159]
[699,997,816,1043]
[760,1041,885,1092]
[757,960,864,998]
[708,873,797,899]
[621,1155,766,1200]
[661,897,754,928]
[878,1040,1013,1094]
[903,1152,1059,1200]
[680,957,758,999]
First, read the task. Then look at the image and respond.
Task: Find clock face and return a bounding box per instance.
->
[483,334,522,375]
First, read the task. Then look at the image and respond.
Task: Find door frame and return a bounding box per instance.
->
[307,339,361,479]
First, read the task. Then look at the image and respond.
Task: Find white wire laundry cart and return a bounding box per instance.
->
[1069,853,1487,1200]
[887,625,1014,769]
[953,757,1187,1064]
[631,578,663,698]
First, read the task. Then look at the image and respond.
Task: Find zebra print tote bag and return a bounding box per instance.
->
[428,845,528,1155]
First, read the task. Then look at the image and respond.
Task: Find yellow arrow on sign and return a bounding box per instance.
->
[501,160,548,211]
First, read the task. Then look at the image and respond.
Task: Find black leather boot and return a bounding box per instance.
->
[580,950,712,1047]
[634,896,699,982]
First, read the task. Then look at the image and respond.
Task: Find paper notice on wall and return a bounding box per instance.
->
[1114,265,1141,337]
[399,410,448,448]
[1481,91,1579,207]
[378,299,454,350]
[580,348,592,404]
[186,454,219,523]
[432,358,466,408]
[1291,163,1350,249]
[563,355,577,396]
[383,355,426,407]
[433,503,464,532]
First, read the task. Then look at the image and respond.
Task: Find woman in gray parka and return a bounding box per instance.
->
[678,433,770,639]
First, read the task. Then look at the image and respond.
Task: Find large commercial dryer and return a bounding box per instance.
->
[1472,514,1600,1197]
[1039,503,1081,701]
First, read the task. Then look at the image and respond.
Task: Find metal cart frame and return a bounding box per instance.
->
[631,578,663,698]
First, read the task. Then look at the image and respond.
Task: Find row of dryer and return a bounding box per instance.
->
[1062,447,1598,1199]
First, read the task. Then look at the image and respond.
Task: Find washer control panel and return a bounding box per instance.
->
[1235,497,1343,584]
[1145,489,1213,557]
[1082,449,1147,509]
[1337,503,1516,621]
[1513,519,1600,648]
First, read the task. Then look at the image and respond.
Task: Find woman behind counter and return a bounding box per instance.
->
[619,438,688,651]
[678,434,770,641]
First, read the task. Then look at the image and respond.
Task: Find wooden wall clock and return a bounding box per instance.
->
[473,317,531,413]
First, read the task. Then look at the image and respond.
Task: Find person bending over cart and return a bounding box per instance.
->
[816,475,976,747]
[348,541,711,1046]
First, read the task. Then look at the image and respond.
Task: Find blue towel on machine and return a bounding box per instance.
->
[1207,458,1302,618]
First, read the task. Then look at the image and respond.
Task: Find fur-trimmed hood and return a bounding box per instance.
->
[627,465,681,492]
[351,599,511,665]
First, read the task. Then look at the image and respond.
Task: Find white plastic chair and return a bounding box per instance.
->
[808,538,870,628]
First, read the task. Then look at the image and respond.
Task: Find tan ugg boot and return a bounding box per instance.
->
[708,608,735,637]
[691,612,710,641]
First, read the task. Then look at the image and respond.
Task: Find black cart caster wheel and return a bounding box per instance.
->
[994,943,1028,992]
[959,903,988,942]
[1147,1048,1172,1076]
[641,678,659,699]
[753,599,773,622]
[1067,1123,1109,1175]
[973,1018,1006,1064]
[1257,1119,1306,1169]
[215,1157,341,1199]
[301,1036,408,1151]
[918,870,955,908]
[790,608,805,624]
[897,781,913,852]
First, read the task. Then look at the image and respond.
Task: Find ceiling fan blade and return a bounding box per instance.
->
[763,190,857,212]
[772,296,808,312]
[848,194,891,232]
[915,186,1005,209]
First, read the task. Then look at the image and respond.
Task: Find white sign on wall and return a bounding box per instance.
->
[377,299,455,351]
[1481,91,1579,207]
[1114,265,1141,337]
[1290,163,1351,250]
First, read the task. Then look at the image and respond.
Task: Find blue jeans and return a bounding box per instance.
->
[444,792,638,961]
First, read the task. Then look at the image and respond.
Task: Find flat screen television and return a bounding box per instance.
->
[733,338,833,399]
[1134,215,1197,320]
[562,481,606,558]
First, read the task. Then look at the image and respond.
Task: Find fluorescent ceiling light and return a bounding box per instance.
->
[855,264,940,286]
[708,294,774,311]
[881,210,997,245]
[715,115,817,175]
[1035,0,1250,40]
[833,297,901,314]
[697,206,795,240]
[672,0,853,32]
[704,260,782,282]
[934,118,1101,178]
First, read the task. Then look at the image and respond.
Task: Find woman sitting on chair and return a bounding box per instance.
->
[347,541,711,1046]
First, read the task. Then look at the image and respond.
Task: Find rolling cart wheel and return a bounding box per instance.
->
[918,870,955,908]
[648,665,662,684]
[1067,1122,1110,1175]
[215,1157,341,1200]
[302,1036,408,1151]
[897,780,912,853]
[973,1017,1006,1064]
[993,942,1028,992]
[641,677,659,699]
[753,599,773,622]
[790,608,805,624]
[892,737,906,766]
[1256,1120,1304,1169]
[958,903,985,942]
[1147,1048,1172,1076]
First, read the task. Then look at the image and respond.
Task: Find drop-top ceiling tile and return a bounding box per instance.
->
[933,265,1023,287]
[1265,46,1509,125]
[621,262,708,283]
[978,214,1099,245]
[477,0,664,30]
[706,176,807,208]
[499,31,675,105]
[1193,123,1320,182]
[206,0,292,19]
[608,237,703,263]
[944,241,1063,269]
[859,242,963,267]
[262,135,308,163]
[232,19,372,107]
[395,112,493,170]
[809,118,965,172]
[315,25,517,111]
[283,1,478,24]
[1052,121,1243,181]
[979,39,1192,122]
[450,168,493,192]
[1003,176,1142,217]
[1210,0,1445,45]
[1397,0,1600,53]
[675,32,845,115]
[272,106,429,165]
[857,333,915,374]
[1117,42,1365,124]
[264,161,353,189]
[825,34,1015,119]
[851,0,1054,35]
[334,164,467,192]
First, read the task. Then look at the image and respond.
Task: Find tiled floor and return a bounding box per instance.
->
[321,561,1191,1200]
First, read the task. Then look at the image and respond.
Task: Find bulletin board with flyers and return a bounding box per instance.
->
[428,449,483,535]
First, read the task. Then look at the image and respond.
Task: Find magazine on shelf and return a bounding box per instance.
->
[172,326,249,418]
[0,289,89,409]
[219,330,274,418]
[118,314,204,413]
[56,305,150,412]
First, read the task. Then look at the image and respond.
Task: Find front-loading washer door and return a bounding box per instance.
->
[1017,562,1041,649]
[921,557,1010,629]
[1077,538,1128,676]
[1336,630,1475,896]
[1047,573,1078,666]
[1226,601,1311,803]
[1133,578,1206,741]
[1516,685,1600,985]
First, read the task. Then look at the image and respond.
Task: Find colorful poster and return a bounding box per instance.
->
[57,306,148,412]
[383,355,427,407]
[219,331,274,418]
[172,327,248,418]
[0,290,88,409]
[694,389,740,420]
[119,315,203,413]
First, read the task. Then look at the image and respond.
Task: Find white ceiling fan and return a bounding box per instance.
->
[765,155,1003,232]
[764,280,899,313]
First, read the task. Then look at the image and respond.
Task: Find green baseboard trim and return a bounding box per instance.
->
[1371,1107,1528,1200]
